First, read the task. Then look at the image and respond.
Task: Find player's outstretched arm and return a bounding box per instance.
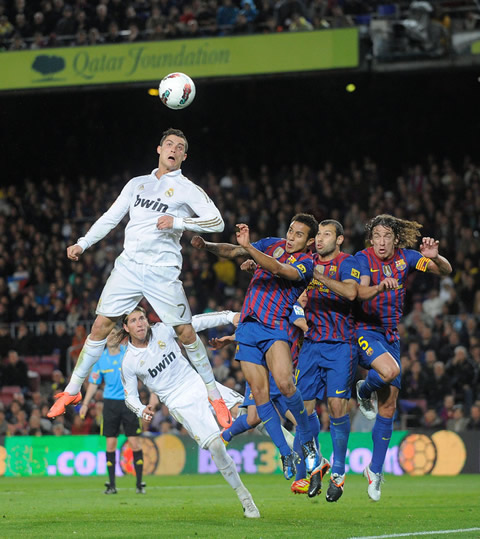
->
[420,237,452,276]
[191,235,248,258]
[235,224,301,281]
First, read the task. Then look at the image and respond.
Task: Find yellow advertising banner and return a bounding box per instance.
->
[0,29,358,91]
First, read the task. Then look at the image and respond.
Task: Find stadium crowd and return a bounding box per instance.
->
[0,153,479,438]
[0,0,478,52]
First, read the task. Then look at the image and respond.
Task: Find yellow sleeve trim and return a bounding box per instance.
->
[415,256,430,272]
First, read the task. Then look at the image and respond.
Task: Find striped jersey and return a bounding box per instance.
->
[239,238,314,330]
[354,246,430,336]
[76,168,224,267]
[305,252,360,343]
[89,345,127,400]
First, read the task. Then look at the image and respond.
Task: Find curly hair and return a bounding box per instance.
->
[366,214,422,248]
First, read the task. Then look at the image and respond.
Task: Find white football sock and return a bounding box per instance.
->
[65,336,107,394]
[208,437,243,490]
[184,336,221,400]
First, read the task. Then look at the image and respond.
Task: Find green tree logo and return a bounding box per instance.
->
[32,55,66,81]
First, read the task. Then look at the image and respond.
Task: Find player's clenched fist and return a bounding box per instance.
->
[191,235,206,249]
[378,278,398,291]
[67,244,83,261]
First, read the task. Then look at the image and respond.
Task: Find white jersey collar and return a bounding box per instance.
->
[151,168,182,180]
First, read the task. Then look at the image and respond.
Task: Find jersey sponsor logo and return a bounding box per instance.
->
[351,268,360,278]
[134,194,169,213]
[148,352,176,377]
[382,265,392,277]
[165,188,174,197]
[297,264,306,274]
[370,268,379,273]
[335,389,347,394]
[91,372,100,381]
[395,259,407,271]
[273,247,285,258]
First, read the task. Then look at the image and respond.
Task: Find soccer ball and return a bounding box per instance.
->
[158,72,196,110]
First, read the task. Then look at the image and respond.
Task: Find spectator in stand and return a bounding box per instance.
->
[420,408,443,430]
[105,20,122,43]
[425,361,451,409]
[0,323,14,357]
[445,345,476,409]
[73,28,88,46]
[446,404,469,432]
[1,349,28,389]
[467,403,480,430]
[438,394,455,427]
[32,321,54,356]
[14,12,32,38]
[92,3,111,35]
[217,0,239,35]
[53,322,71,375]
[55,4,77,38]
[0,409,8,436]
[88,26,103,45]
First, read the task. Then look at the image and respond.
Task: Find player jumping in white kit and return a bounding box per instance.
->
[48,128,231,428]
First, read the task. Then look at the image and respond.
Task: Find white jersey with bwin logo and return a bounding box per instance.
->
[76,168,224,267]
[121,311,242,417]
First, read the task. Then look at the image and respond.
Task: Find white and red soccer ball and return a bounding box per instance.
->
[158,72,196,110]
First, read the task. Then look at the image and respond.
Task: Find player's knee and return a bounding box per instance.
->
[276,379,296,397]
[378,401,396,418]
[174,323,196,344]
[382,363,400,383]
[328,397,347,418]
[91,316,116,340]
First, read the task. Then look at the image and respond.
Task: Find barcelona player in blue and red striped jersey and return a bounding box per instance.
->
[293,220,360,500]
[191,213,320,481]
[355,214,452,502]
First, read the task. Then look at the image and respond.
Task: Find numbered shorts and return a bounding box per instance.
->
[102,398,142,438]
[235,319,291,367]
[241,378,289,419]
[164,378,243,449]
[356,329,401,389]
[295,339,357,400]
[96,253,191,326]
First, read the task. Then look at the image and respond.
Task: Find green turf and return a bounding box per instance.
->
[0,474,479,538]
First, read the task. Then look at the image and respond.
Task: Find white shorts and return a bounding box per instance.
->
[165,378,243,449]
[96,254,192,325]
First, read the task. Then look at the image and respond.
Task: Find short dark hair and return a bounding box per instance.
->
[291,213,319,240]
[320,219,344,237]
[160,128,188,152]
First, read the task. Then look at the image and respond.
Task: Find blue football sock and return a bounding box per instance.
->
[222,414,250,442]
[294,435,307,480]
[370,414,394,474]
[329,413,350,475]
[359,370,386,399]
[256,401,290,456]
[284,389,311,445]
[308,412,320,452]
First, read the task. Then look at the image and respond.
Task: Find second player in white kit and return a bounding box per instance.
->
[120,306,261,518]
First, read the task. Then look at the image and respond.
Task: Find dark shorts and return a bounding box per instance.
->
[102,398,142,438]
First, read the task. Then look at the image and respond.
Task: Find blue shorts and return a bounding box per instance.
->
[235,319,291,367]
[295,339,357,400]
[356,329,401,389]
[241,379,289,419]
